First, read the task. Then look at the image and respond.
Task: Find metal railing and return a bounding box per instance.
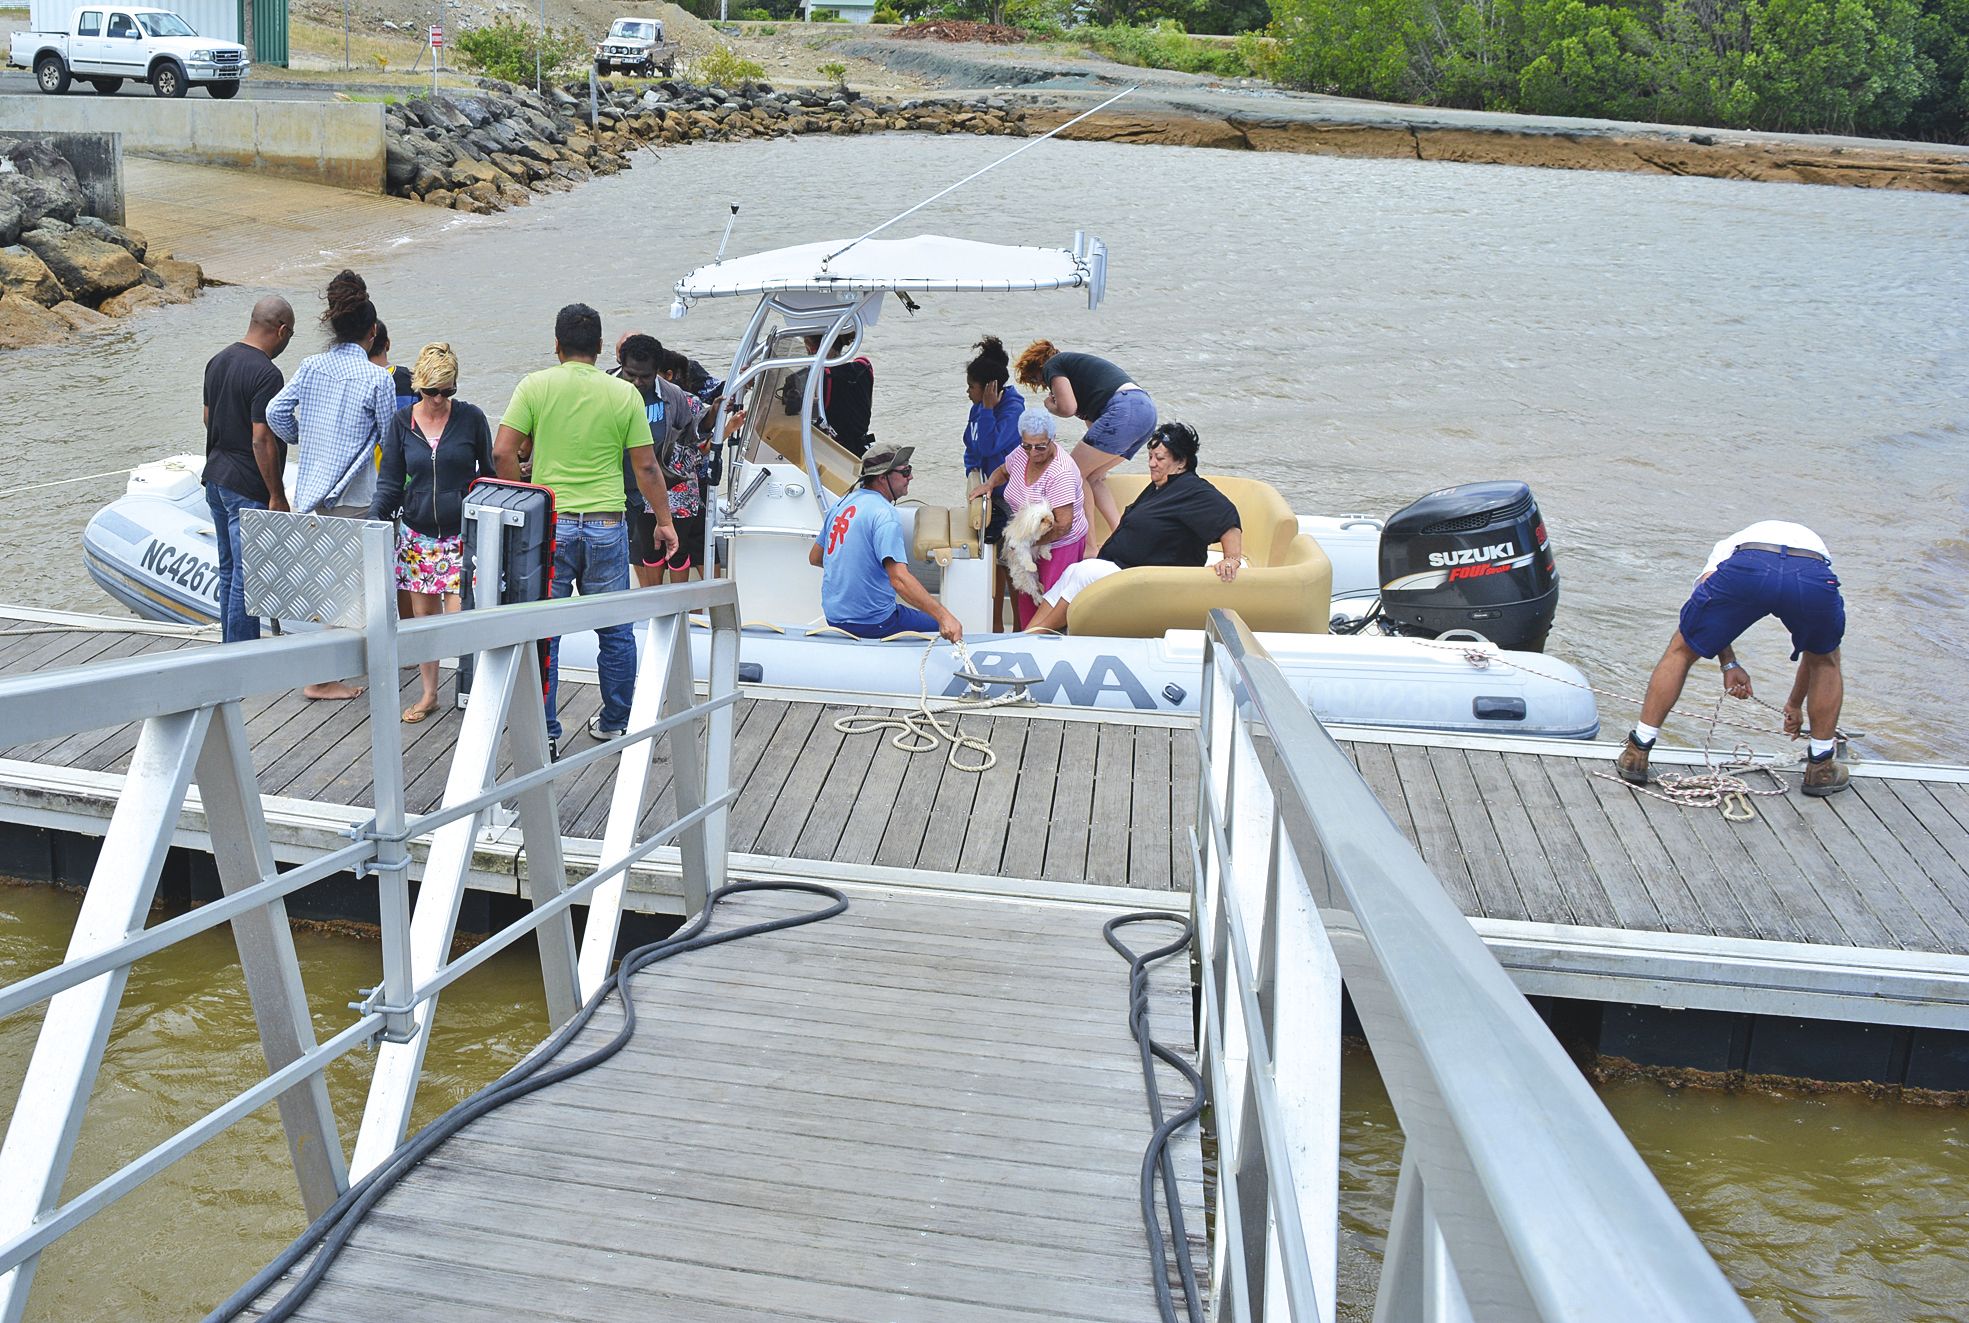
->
[0,514,740,1323]
[1193,610,1751,1322]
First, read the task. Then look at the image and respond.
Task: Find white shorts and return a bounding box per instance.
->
[1043,558,1121,606]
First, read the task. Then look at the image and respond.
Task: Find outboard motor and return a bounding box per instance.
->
[1377,480,1558,652]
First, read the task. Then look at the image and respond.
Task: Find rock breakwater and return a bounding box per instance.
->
[385,81,1031,214]
[0,137,206,351]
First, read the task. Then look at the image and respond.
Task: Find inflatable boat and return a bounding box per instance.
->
[81,231,1600,737]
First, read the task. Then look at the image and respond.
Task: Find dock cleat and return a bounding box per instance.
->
[1802,749,1850,797]
[1615,732,1654,785]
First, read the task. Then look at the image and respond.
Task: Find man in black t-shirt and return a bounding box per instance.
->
[202,296,295,642]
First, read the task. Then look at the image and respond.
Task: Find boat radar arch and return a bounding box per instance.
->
[670,233,1107,316]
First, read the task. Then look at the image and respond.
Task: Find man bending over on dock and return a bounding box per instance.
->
[494,303,678,758]
[1617,521,1848,797]
[808,444,962,644]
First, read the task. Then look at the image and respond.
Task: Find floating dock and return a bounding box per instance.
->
[2,604,1965,1089]
[0,574,1863,1320]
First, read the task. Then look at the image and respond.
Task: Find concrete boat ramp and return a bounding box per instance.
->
[0,564,1955,1320]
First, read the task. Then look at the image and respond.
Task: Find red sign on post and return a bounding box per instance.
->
[429,24,443,47]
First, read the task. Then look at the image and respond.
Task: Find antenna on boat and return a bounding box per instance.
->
[818,84,1140,272]
[714,203,741,264]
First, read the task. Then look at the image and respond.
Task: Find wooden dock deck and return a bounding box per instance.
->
[3,608,1968,1029]
[245,882,1207,1322]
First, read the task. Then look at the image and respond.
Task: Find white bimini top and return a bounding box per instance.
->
[673,234,1097,305]
[1701,521,1831,578]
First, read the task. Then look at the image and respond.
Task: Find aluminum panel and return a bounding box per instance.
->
[240,510,377,628]
[30,0,245,43]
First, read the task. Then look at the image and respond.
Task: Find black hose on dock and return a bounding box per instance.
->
[1104,912,1206,1323]
[204,880,848,1323]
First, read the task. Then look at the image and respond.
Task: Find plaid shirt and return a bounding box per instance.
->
[265,342,397,513]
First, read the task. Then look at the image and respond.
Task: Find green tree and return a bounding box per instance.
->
[1263,0,1962,136]
[1267,0,1435,99]
[1906,0,1968,136]
[1516,0,1655,116]
[1736,0,1932,132]
[455,16,589,85]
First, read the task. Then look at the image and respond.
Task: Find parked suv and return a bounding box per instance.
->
[6,5,250,98]
[593,17,674,77]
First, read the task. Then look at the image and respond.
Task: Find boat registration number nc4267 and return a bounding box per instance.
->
[140,537,221,602]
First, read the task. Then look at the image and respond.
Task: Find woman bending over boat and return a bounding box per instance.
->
[1024,422,1242,634]
[1015,339,1156,536]
[969,406,1088,628]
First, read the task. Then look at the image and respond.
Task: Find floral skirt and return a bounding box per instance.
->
[396,527,465,596]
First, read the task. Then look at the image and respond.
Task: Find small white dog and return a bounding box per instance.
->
[1001,502,1058,602]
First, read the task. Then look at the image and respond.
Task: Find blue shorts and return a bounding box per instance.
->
[1081,388,1158,459]
[834,605,939,639]
[1678,549,1844,660]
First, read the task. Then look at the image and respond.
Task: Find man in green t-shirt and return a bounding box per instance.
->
[494,303,677,756]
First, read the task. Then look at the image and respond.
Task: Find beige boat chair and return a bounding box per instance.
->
[1066,473,1334,638]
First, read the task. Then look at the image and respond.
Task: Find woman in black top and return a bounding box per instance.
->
[367,342,494,722]
[1023,422,1244,634]
[1015,338,1158,540]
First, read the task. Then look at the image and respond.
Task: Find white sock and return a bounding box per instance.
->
[1632,722,1660,745]
[1810,738,1837,759]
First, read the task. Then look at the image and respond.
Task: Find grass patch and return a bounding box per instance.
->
[1070,21,1256,77]
[288,17,429,70]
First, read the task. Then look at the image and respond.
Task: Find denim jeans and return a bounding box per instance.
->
[204,483,265,643]
[545,515,635,742]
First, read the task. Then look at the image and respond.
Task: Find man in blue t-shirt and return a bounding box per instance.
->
[808,444,963,643]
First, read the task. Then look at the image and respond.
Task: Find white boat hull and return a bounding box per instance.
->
[81,459,1599,737]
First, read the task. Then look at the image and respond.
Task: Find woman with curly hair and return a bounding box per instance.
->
[1014,338,1156,539]
[1023,421,1243,635]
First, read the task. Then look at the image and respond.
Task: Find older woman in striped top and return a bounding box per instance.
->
[968,407,1088,628]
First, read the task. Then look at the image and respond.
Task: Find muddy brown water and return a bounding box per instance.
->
[0,137,1965,1318]
[2,135,1964,759]
[2,884,1965,1321]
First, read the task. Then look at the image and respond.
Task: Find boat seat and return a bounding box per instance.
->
[753,390,861,498]
[1069,473,1333,638]
[910,505,980,565]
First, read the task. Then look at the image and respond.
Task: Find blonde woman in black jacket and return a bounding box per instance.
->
[366,342,494,722]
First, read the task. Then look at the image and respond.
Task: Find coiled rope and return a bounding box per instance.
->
[1409,637,1834,819]
[1104,912,1205,1323]
[831,637,1030,773]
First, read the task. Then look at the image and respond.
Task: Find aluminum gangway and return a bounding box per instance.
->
[0,508,1751,1321]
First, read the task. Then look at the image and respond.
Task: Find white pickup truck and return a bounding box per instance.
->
[7,5,249,98]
